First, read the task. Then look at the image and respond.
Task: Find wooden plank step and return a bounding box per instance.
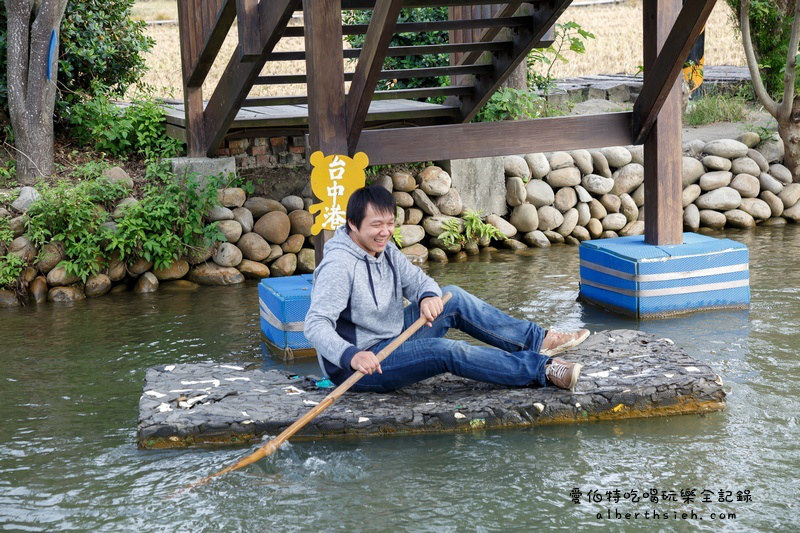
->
[244,85,475,106]
[137,330,726,449]
[267,41,514,61]
[255,64,493,85]
[281,16,533,37]
[162,99,459,129]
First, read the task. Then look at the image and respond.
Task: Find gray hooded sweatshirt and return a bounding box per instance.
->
[304,226,442,381]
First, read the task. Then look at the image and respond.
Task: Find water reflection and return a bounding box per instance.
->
[1,226,799,530]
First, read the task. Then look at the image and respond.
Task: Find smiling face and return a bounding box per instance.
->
[347,203,395,256]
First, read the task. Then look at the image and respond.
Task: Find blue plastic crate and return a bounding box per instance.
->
[579,233,750,318]
[258,274,315,353]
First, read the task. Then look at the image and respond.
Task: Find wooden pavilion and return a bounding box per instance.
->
[174,0,716,247]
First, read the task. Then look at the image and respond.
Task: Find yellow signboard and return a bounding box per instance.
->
[308,151,368,235]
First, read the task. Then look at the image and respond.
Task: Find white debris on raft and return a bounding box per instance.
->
[659,338,675,345]
[144,390,166,399]
[241,411,249,417]
[587,370,610,378]
[242,420,254,425]
[358,417,370,423]
[685,366,700,373]
[575,403,582,409]
[181,379,220,388]
[224,377,250,382]
[283,386,304,395]
[179,395,208,409]
[219,365,245,371]
[533,403,544,413]
[303,400,320,406]
[664,373,674,378]
[454,412,466,419]
[164,365,175,372]
[157,403,172,413]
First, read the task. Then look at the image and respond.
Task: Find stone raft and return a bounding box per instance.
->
[137,330,725,449]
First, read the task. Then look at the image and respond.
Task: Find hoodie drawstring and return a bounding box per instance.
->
[384,252,399,300]
[364,257,379,308]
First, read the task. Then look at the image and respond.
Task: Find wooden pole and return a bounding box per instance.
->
[304,0,347,264]
[642,0,683,245]
[176,292,453,495]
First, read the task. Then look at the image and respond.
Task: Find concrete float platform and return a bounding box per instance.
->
[137,330,726,449]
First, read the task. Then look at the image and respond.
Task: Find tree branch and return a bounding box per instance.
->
[779,0,800,119]
[741,0,779,116]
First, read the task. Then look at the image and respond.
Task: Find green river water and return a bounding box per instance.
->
[1,227,799,531]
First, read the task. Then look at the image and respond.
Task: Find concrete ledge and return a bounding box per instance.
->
[169,157,236,184]
[137,330,726,449]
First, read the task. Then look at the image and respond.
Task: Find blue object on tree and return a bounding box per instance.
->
[46,29,58,81]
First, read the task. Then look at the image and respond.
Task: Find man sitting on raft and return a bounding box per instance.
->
[304,185,589,392]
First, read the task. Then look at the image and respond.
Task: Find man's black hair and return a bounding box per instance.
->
[346,185,396,232]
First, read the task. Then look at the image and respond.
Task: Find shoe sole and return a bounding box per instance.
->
[568,363,583,390]
[541,330,591,357]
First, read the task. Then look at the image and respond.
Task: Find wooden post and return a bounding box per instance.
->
[643,0,683,245]
[303,0,348,265]
[177,1,205,157]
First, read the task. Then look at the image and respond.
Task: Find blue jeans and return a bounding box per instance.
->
[342,285,550,393]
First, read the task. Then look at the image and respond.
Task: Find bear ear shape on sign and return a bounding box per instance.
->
[309,150,326,168]
[352,151,369,171]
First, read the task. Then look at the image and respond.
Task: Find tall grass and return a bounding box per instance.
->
[683,92,750,126]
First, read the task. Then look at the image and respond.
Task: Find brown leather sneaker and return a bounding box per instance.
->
[545,358,582,390]
[541,329,590,356]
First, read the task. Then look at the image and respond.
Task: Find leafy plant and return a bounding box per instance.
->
[126,88,185,159]
[528,21,595,94]
[462,210,506,243]
[437,218,465,247]
[726,0,796,99]
[0,251,25,290]
[342,8,449,92]
[26,178,130,281]
[392,226,403,247]
[474,88,543,122]
[107,172,224,270]
[0,216,13,246]
[67,86,184,159]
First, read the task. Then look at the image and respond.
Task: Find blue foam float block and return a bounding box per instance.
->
[258,274,315,351]
[579,232,750,318]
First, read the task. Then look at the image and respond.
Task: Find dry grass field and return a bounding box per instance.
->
[134,0,746,100]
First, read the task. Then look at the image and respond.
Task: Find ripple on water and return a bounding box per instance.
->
[1,228,800,530]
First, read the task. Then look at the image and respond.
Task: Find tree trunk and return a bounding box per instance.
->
[6,0,68,186]
[777,97,800,181]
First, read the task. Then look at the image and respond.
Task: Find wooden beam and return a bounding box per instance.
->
[458,0,571,123]
[255,65,493,85]
[266,41,514,61]
[456,3,521,67]
[347,0,407,152]
[236,0,261,61]
[201,0,299,156]
[632,0,716,144]
[186,0,237,87]
[303,0,349,263]
[244,86,475,106]
[356,112,634,165]
[642,0,683,245]
[281,16,533,37]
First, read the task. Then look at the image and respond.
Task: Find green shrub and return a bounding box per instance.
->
[0,217,26,290]
[0,1,153,116]
[107,172,224,270]
[26,178,130,281]
[474,88,543,122]
[462,210,506,243]
[342,8,449,91]
[527,21,594,93]
[67,87,184,159]
[726,0,796,99]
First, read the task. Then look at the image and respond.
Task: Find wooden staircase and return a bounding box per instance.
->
[175,1,569,158]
